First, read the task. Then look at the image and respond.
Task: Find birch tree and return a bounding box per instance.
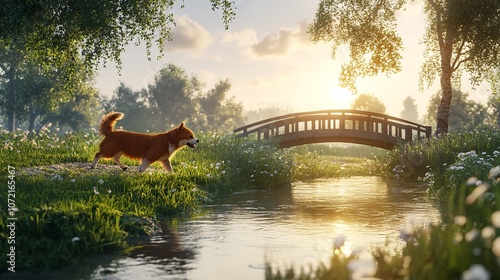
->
[309,0,500,135]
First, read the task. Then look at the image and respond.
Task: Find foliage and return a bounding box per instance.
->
[104,83,154,132]
[350,93,386,114]
[400,96,419,123]
[0,43,100,132]
[309,0,500,135]
[0,0,235,68]
[487,91,500,128]
[146,64,202,129]
[108,63,245,133]
[308,0,405,93]
[246,105,293,124]
[266,243,357,280]
[195,79,245,132]
[292,151,382,181]
[386,125,500,193]
[0,1,236,132]
[424,88,487,132]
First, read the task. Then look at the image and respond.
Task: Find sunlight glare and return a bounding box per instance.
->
[328,85,354,109]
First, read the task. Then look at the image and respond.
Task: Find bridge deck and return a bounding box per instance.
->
[234,110,432,149]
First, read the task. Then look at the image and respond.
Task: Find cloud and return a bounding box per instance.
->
[165,15,213,52]
[251,29,294,56]
[221,28,258,47]
[250,20,312,57]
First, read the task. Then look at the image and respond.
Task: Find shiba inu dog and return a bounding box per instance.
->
[91,112,198,173]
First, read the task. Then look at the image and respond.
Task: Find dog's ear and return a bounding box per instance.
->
[178,122,185,130]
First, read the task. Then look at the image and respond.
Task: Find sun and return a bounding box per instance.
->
[328,85,354,109]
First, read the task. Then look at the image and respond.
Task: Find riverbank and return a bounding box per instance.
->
[0,129,380,271]
[268,125,500,279]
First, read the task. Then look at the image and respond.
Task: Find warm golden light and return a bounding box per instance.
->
[329,85,354,109]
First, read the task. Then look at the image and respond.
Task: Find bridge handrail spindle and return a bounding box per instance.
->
[233,109,432,149]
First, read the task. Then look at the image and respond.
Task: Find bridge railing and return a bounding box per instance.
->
[233,110,432,147]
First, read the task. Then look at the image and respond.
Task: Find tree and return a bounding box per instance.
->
[146,64,200,129]
[0,0,236,131]
[107,83,155,132]
[108,64,245,133]
[424,88,486,132]
[0,40,91,131]
[0,43,97,131]
[246,105,292,124]
[0,0,236,68]
[400,96,419,123]
[351,94,386,114]
[195,79,245,132]
[43,88,101,132]
[309,0,500,135]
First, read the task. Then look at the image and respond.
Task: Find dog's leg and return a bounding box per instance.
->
[138,158,151,173]
[91,154,102,169]
[112,153,128,170]
[160,159,174,172]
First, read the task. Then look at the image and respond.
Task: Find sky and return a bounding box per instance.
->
[95,0,492,122]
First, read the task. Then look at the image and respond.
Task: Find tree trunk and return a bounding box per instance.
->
[435,41,453,136]
[28,109,36,132]
[6,68,16,132]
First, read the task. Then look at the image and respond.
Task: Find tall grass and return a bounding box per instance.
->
[292,151,383,180]
[387,125,500,193]
[0,129,294,269]
[267,125,500,279]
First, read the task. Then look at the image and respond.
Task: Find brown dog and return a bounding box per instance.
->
[91,112,198,173]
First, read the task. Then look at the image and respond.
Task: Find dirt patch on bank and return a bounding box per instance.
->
[17,162,163,177]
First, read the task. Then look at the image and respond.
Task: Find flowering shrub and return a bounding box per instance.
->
[387,126,500,195]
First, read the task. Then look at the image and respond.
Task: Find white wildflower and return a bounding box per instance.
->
[481,226,495,240]
[492,238,500,257]
[467,177,478,186]
[489,166,500,179]
[465,183,489,205]
[492,211,500,228]
[347,259,376,280]
[454,216,467,226]
[334,235,346,249]
[465,229,479,242]
[461,264,490,280]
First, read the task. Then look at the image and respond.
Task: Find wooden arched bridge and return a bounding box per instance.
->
[233,110,432,150]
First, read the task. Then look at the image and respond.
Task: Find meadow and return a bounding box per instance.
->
[0,127,378,270]
[3,125,500,279]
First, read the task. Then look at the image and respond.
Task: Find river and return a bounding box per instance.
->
[6,176,440,280]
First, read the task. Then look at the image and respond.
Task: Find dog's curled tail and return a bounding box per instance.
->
[99,112,124,135]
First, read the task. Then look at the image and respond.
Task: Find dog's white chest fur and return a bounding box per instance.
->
[168,142,175,155]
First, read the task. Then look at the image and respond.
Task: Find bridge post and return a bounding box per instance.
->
[405,126,412,141]
[426,126,432,138]
[382,120,388,135]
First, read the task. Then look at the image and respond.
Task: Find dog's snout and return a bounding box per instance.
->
[195,139,199,143]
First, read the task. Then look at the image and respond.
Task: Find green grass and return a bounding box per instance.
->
[292,152,383,180]
[0,129,295,269]
[266,125,500,279]
[7,125,500,276]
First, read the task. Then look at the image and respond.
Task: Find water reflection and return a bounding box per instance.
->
[3,177,440,280]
